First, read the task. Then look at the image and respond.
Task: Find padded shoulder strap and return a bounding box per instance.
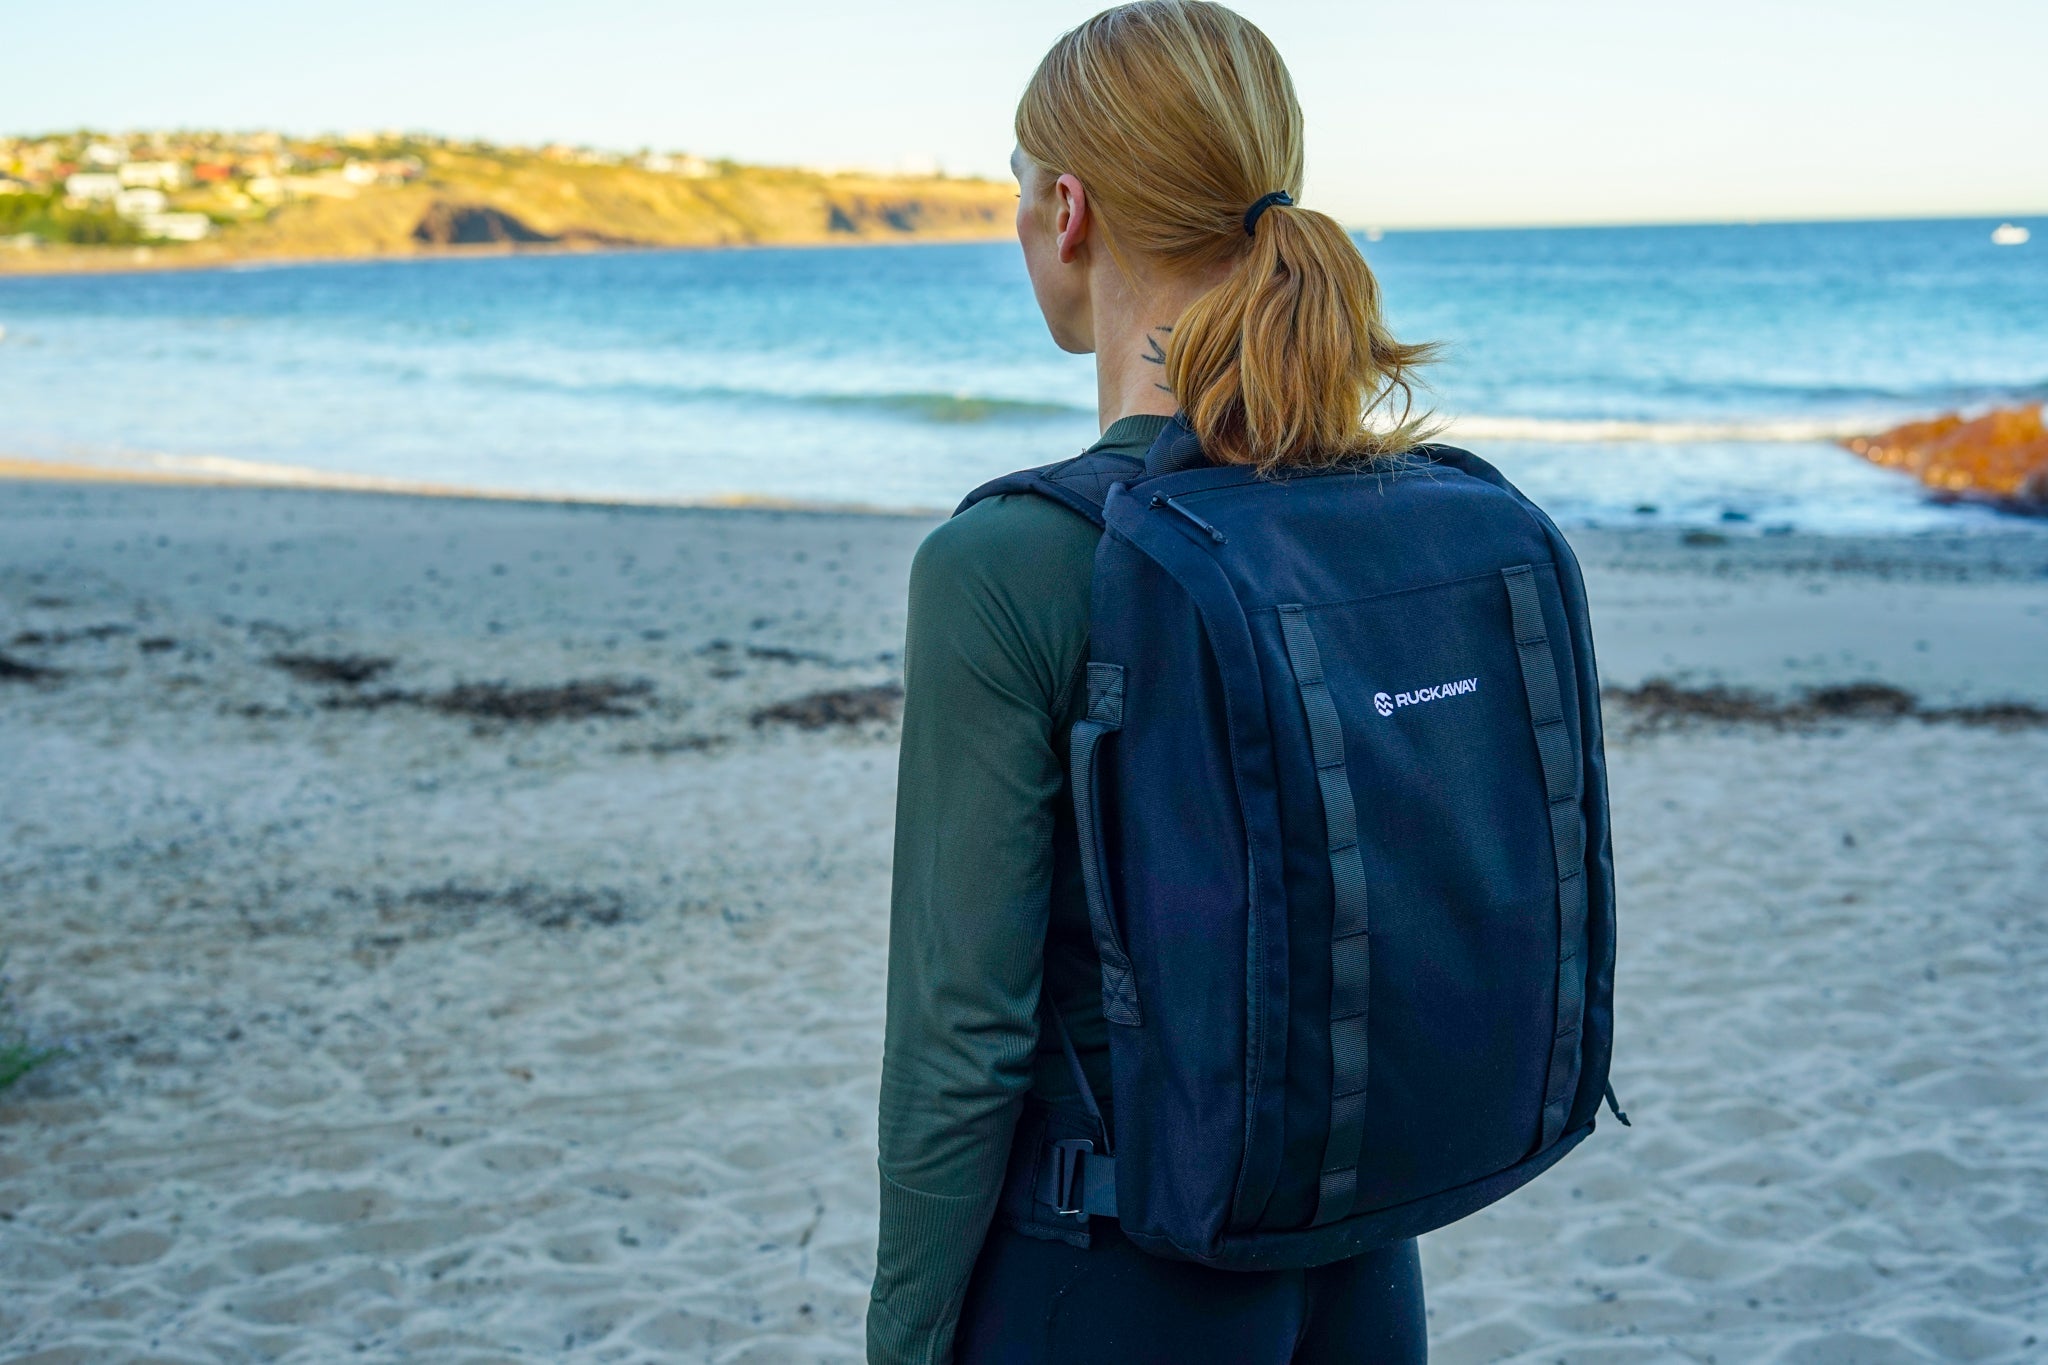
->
[954,416,1212,525]
[1142,413,1209,478]
[953,449,1145,527]
[1409,443,1509,489]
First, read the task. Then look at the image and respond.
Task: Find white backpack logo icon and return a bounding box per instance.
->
[1374,678,1480,717]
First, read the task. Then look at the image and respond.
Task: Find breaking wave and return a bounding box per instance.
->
[1439,415,1883,444]
[451,368,1089,425]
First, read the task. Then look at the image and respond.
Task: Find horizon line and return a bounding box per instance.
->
[8,128,2042,235]
[1349,209,2046,235]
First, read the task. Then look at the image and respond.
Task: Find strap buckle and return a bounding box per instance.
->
[1050,1138,1094,1216]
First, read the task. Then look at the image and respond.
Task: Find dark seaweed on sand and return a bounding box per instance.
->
[11,624,134,647]
[395,881,632,930]
[430,679,653,722]
[1803,683,1920,718]
[625,734,727,756]
[1607,678,2047,730]
[750,682,904,730]
[324,677,654,723]
[0,652,59,682]
[269,652,396,686]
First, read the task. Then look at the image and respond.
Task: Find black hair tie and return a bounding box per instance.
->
[1242,190,1293,236]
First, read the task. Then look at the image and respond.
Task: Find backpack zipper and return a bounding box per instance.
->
[1151,494,1227,544]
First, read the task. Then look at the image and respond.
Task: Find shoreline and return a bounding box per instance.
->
[0,454,945,518]
[7,447,2048,539]
[0,227,1016,280]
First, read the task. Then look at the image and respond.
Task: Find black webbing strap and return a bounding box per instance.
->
[1501,565,1588,1148]
[1041,996,1110,1154]
[1277,604,1371,1227]
[1070,663,1141,1026]
[1034,999,1119,1218]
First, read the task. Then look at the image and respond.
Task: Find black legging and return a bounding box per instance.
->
[955,1219,1427,1364]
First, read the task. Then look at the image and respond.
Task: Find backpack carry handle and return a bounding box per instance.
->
[1070,662,1142,1027]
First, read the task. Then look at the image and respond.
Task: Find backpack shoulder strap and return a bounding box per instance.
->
[953,448,1146,527]
[1408,442,1504,487]
[955,415,1209,525]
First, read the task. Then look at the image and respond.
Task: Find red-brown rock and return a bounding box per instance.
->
[1843,404,2048,511]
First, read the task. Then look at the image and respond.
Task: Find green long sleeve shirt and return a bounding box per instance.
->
[868,415,1170,1365]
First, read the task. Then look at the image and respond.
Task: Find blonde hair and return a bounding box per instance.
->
[1016,0,1435,469]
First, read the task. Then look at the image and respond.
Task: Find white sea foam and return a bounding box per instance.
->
[1438,414,1880,444]
[150,451,443,489]
[136,450,936,515]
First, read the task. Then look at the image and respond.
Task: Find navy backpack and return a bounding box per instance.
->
[959,415,1622,1270]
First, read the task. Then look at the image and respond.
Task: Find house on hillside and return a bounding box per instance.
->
[339,159,420,186]
[119,161,187,189]
[644,152,713,179]
[281,173,358,199]
[138,211,212,241]
[114,187,169,219]
[64,172,124,202]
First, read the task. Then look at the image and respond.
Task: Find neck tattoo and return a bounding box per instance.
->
[1139,324,1174,394]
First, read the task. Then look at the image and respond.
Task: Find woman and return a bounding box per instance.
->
[872,4,1436,1361]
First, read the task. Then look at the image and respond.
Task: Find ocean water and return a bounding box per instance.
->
[0,217,2042,532]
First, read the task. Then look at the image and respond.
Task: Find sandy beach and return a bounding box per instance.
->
[2,477,2045,1364]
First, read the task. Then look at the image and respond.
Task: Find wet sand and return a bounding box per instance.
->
[2,479,2044,1363]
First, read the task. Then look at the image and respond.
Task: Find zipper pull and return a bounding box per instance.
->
[1150,494,1227,544]
[1604,1081,1632,1127]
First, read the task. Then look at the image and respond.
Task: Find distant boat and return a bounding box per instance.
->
[1991,223,2030,246]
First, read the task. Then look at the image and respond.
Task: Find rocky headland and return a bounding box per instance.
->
[0,138,1015,275]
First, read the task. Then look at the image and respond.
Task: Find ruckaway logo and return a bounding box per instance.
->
[1376,676,1480,716]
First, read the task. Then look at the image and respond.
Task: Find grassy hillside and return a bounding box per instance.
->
[0,140,1016,272]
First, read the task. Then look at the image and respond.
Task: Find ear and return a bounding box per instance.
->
[1054,173,1090,265]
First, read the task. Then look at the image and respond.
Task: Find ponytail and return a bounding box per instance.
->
[1171,203,1436,468]
[1017,1,1436,469]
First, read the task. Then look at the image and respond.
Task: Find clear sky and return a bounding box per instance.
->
[5,0,2043,228]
